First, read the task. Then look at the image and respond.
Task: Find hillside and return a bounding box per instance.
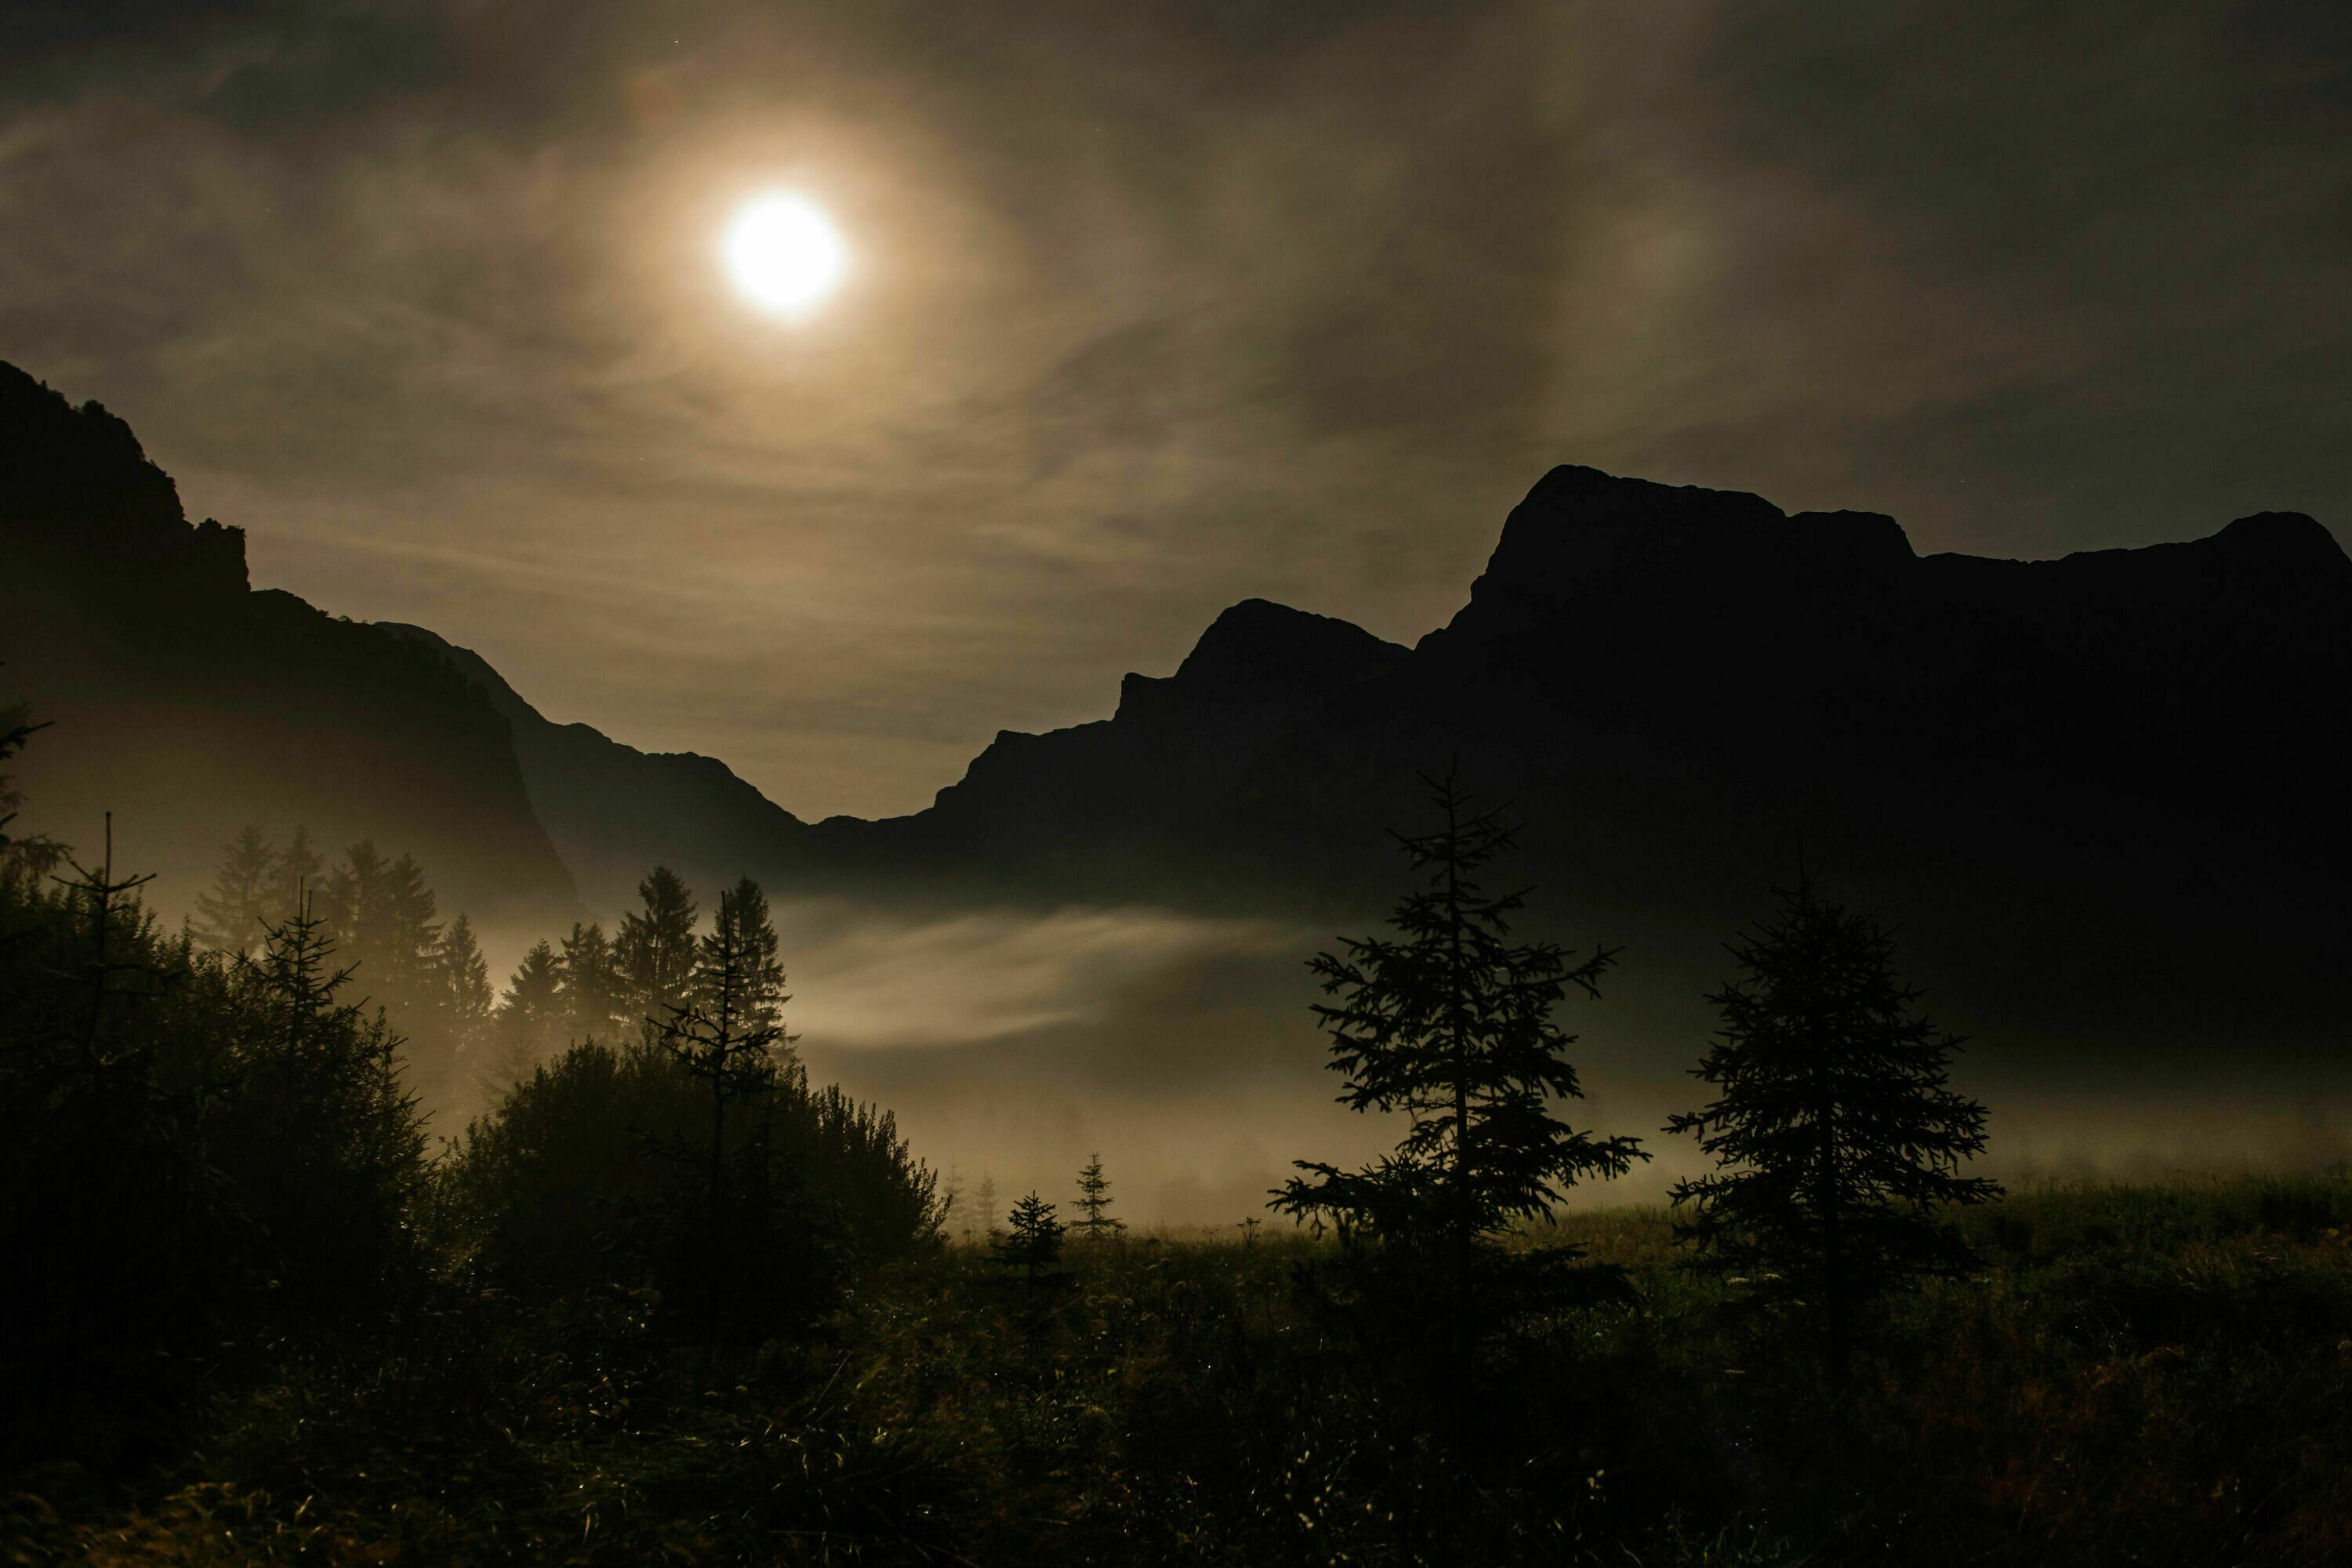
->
[0,362,576,923]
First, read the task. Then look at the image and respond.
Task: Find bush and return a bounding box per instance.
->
[439,1038,942,1330]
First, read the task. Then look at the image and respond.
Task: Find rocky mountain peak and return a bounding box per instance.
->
[1168,597,1409,696]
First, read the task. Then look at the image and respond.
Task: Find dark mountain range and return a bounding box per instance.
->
[5,358,2343,1062]
[0,362,575,921]
[808,466,2350,1051]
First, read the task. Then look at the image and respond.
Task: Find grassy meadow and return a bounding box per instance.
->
[10,1175,2352,1567]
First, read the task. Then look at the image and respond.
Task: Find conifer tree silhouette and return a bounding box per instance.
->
[993,1191,1065,1286]
[1667,874,2001,1377]
[1073,1151,1124,1243]
[247,881,360,1051]
[557,920,622,1044]
[695,877,789,1040]
[53,814,163,1076]
[490,939,563,1090]
[658,877,795,1243]
[376,852,441,1019]
[974,1171,1000,1241]
[618,866,699,1029]
[191,826,275,956]
[431,911,495,1094]
[269,829,325,924]
[234,884,425,1305]
[1272,771,1646,1383]
[321,839,389,968]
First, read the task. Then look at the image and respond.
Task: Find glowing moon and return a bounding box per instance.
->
[722,194,847,315]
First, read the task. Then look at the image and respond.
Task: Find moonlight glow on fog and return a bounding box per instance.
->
[722,194,847,315]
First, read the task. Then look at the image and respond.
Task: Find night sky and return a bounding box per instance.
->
[4,0,2347,821]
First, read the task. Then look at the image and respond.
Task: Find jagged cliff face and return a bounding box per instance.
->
[1416,469,2347,858]
[813,465,2350,1051]
[0,363,576,924]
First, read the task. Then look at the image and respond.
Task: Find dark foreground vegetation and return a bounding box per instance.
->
[9,705,2350,1565]
[6,1181,2350,1566]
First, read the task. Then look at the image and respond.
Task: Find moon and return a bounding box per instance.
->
[722,194,848,316]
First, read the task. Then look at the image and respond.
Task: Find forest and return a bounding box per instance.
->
[5,693,2350,1567]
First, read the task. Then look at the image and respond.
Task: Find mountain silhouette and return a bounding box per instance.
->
[787,466,2349,1050]
[6,361,2344,1059]
[376,621,810,914]
[0,361,575,920]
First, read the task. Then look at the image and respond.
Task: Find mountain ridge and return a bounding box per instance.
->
[1,361,576,922]
[6,359,2344,1060]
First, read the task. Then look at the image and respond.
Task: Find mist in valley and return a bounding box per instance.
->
[99,826,2347,1229]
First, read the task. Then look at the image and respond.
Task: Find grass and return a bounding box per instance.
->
[10,1176,2352,1566]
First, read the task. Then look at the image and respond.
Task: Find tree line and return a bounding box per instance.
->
[183,827,733,1112]
[0,696,942,1468]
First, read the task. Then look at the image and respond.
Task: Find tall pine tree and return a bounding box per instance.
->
[435,913,495,1087]
[1073,1152,1124,1243]
[270,829,325,924]
[376,852,442,1024]
[974,1172,999,1241]
[1272,772,1646,1367]
[659,876,796,1241]
[1666,876,2001,1377]
[191,826,275,956]
[488,939,564,1091]
[557,920,622,1045]
[617,866,698,1033]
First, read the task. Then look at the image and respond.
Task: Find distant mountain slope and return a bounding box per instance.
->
[378,622,812,913]
[0,361,576,922]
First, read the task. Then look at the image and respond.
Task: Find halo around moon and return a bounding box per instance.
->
[722,194,848,316]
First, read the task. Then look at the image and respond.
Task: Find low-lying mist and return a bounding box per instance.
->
[618,897,2352,1227]
[82,848,2339,1227]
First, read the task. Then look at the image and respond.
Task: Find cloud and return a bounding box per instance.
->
[2,0,2345,826]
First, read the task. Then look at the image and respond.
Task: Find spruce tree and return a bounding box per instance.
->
[975,1172,1000,1241]
[659,877,795,1242]
[617,866,699,1029]
[436,913,495,1076]
[53,815,164,1073]
[247,886,361,1052]
[270,829,325,924]
[376,852,442,1022]
[695,878,789,1042]
[1073,1152,1124,1243]
[489,939,564,1090]
[321,839,390,975]
[1272,773,1646,1359]
[993,1191,1065,1284]
[557,920,622,1044]
[1666,876,2002,1377]
[233,888,426,1305]
[191,826,276,956]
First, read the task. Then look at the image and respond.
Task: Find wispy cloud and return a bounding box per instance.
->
[4,0,2344,821]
